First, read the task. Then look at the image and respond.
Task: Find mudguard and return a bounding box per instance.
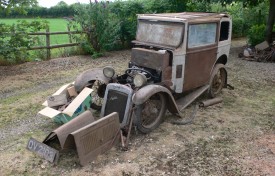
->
[132,85,181,116]
[74,68,110,93]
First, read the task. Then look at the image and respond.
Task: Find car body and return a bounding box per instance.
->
[74,12,232,133]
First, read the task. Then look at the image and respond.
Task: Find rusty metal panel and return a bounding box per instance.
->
[138,12,230,22]
[63,112,120,166]
[183,46,217,91]
[43,110,95,149]
[131,48,170,72]
[162,66,172,87]
[74,68,110,93]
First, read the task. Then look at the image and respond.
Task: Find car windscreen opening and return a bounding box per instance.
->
[136,20,184,47]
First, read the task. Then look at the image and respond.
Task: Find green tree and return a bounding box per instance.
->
[216,0,274,44]
[0,0,37,14]
[266,0,275,44]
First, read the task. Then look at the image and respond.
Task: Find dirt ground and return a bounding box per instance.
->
[0,38,274,176]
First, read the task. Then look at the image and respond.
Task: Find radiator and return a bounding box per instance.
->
[101,83,133,127]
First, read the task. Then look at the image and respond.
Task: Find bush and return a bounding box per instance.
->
[232,18,245,38]
[0,20,48,64]
[74,2,120,53]
[110,1,145,48]
[186,0,211,12]
[247,24,266,46]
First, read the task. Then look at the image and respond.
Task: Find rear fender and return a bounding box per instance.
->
[132,85,181,116]
[74,68,110,92]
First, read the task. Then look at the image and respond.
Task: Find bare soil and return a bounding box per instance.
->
[0,38,274,176]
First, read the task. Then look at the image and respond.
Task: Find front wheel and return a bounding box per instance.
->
[88,80,106,110]
[134,93,167,134]
[208,64,227,98]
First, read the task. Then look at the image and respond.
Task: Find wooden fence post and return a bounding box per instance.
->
[67,25,73,43]
[46,27,51,59]
[27,30,83,55]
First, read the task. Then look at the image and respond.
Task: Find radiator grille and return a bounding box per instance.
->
[104,90,128,123]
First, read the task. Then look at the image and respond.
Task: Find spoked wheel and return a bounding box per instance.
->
[135,93,167,134]
[88,80,106,111]
[208,64,227,98]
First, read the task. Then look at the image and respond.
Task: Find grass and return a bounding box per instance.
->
[1,18,74,45]
[1,18,83,60]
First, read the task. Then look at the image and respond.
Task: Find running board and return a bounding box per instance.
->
[176,85,209,111]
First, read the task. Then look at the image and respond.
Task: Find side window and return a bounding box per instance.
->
[219,21,230,41]
[188,23,217,48]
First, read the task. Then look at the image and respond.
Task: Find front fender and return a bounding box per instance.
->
[132,85,181,116]
[74,68,110,92]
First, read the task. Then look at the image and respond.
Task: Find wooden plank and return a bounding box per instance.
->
[49,43,80,49]
[28,31,85,35]
[28,43,80,50]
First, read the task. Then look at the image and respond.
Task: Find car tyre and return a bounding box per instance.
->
[134,93,167,134]
[208,64,227,98]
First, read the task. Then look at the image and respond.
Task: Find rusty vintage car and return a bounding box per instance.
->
[74,12,232,134]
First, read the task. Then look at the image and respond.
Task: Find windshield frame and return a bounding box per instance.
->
[135,19,185,49]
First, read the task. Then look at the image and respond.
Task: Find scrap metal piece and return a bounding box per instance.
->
[63,112,120,166]
[255,41,269,51]
[27,138,59,163]
[199,97,223,107]
[43,110,95,149]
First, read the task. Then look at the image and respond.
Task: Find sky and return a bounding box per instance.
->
[38,0,91,8]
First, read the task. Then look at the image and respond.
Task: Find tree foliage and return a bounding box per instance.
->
[0,0,37,14]
[73,2,120,54]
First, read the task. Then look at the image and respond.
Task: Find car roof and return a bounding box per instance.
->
[138,12,230,23]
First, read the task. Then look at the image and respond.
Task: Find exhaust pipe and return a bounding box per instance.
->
[199,97,223,107]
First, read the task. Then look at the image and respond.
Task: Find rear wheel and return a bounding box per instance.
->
[134,93,167,134]
[208,64,226,98]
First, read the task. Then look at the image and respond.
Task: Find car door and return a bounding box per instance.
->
[183,22,219,91]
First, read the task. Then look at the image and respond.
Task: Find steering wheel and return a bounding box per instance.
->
[125,68,153,79]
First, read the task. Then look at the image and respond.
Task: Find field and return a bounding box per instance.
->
[1,18,73,45]
[0,39,274,175]
[1,18,82,60]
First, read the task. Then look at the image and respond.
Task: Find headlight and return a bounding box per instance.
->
[103,66,115,78]
[134,73,147,87]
